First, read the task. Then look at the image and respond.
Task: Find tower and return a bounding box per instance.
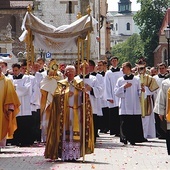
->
[118,0,132,14]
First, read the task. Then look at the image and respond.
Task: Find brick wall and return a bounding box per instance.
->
[154,44,167,66]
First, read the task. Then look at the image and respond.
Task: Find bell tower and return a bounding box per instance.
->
[118,0,132,14]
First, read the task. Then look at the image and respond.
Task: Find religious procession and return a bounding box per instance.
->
[1,1,170,168]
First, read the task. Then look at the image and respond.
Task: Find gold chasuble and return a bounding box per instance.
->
[0,75,20,141]
[44,78,94,160]
[141,74,159,116]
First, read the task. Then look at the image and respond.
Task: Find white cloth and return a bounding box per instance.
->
[104,69,123,108]
[75,75,103,115]
[19,12,95,52]
[12,75,32,116]
[114,75,141,115]
[142,87,156,139]
[153,75,165,114]
[94,73,104,116]
[40,76,60,110]
[30,73,43,111]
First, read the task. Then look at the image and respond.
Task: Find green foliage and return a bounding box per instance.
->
[134,0,169,66]
[111,33,144,67]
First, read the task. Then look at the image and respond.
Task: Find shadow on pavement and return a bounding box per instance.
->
[48,159,110,165]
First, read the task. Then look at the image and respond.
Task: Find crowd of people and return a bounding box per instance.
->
[0,56,170,161]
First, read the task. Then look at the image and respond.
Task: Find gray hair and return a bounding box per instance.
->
[65,65,76,73]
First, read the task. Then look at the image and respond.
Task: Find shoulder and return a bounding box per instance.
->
[134,75,140,80]
[89,74,97,80]
[58,78,67,84]
[105,70,112,75]
[96,73,102,77]
[29,75,35,80]
[117,76,124,82]
[5,77,14,87]
[23,74,30,80]
[162,78,170,85]
[153,75,158,79]
[5,76,12,83]
[74,77,83,84]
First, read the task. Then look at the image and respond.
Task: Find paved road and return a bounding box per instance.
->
[0,133,170,170]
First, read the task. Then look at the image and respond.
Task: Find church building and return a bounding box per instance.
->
[107,0,140,47]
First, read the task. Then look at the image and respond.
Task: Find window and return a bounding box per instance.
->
[127,23,130,30]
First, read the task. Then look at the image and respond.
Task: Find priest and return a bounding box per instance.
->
[114,62,145,145]
[0,66,20,148]
[44,65,94,161]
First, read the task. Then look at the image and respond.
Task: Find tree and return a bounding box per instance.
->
[111,33,144,67]
[134,0,169,66]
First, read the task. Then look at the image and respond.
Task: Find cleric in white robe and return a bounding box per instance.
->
[114,62,145,145]
[104,56,123,136]
[142,87,156,139]
[9,63,33,146]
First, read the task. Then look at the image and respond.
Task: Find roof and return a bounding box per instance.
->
[159,8,170,36]
[108,11,138,16]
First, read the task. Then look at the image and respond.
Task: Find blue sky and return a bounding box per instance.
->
[107,0,141,11]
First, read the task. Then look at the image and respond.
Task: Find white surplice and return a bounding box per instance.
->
[114,75,141,115]
[104,69,123,108]
[76,75,103,115]
[142,87,156,139]
[30,72,43,111]
[12,75,32,116]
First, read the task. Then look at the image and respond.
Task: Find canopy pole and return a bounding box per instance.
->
[82,5,92,163]
[86,5,92,63]
[77,12,82,75]
[26,4,34,74]
[82,59,86,163]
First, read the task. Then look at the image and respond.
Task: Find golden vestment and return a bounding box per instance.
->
[0,75,20,140]
[44,78,94,160]
[140,74,159,117]
[40,74,63,136]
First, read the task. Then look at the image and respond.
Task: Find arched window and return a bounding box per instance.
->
[127,23,130,30]
[115,23,118,31]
